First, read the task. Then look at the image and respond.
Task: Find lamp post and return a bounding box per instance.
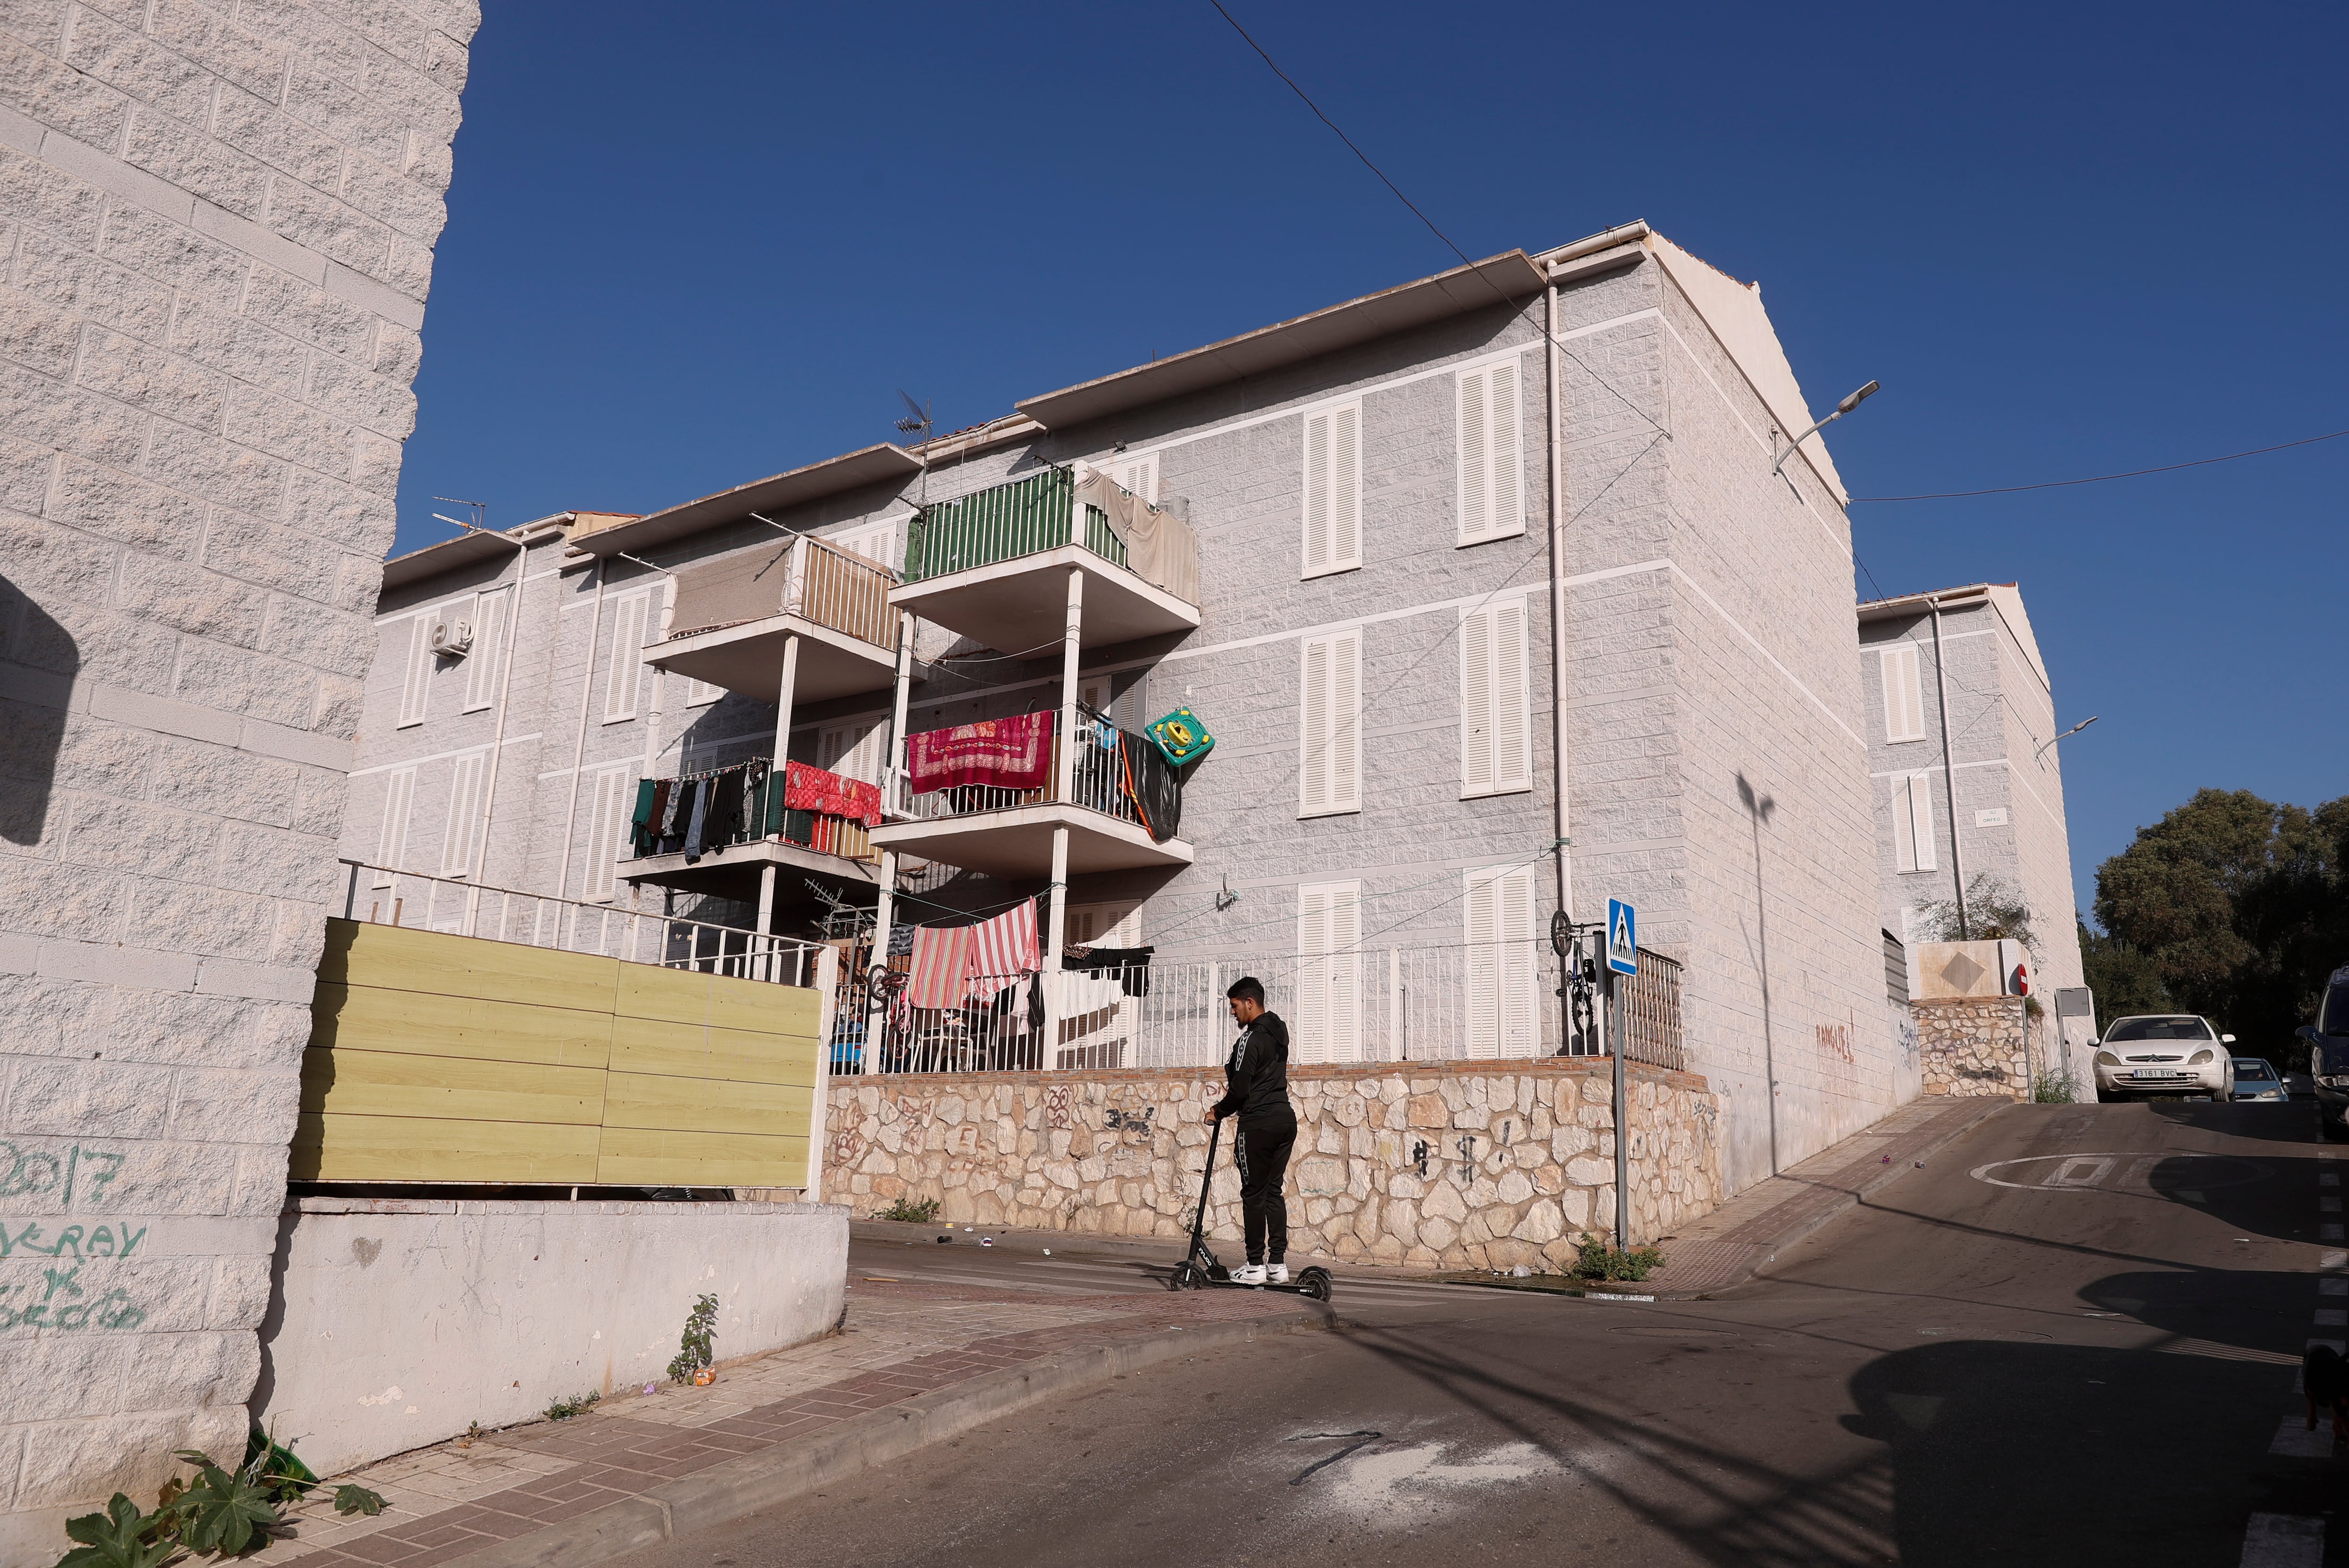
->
[2034,715,2100,765]
[1773,381,1881,477]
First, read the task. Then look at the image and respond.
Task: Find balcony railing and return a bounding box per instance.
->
[886,711,1168,838]
[903,466,1198,604]
[634,761,879,867]
[338,861,822,985]
[664,531,897,650]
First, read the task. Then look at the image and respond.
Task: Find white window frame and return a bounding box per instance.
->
[1880,643,1927,744]
[1459,595,1532,797]
[440,751,485,877]
[816,719,885,784]
[371,768,415,886]
[583,766,633,903]
[1079,672,1148,733]
[1455,360,1525,546]
[396,616,432,728]
[1298,627,1362,818]
[460,588,506,713]
[1301,400,1362,578]
[603,591,651,723]
[1893,772,1938,873]
[1294,880,1362,1064]
[1064,903,1141,947]
[1108,453,1158,504]
[828,517,902,567]
[1463,863,1539,1058]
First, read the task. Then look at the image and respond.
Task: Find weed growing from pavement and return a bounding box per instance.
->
[875,1195,941,1223]
[544,1391,600,1421]
[2033,1068,2079,1103]
[1573,1233,1665,1282]
[668,1292,719,1384]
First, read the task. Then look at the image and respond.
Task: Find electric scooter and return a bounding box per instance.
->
[1166,1114,1334,1301]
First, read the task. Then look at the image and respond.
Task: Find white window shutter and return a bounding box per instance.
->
[1895,774,1938,873]
[1461,607,1493,794]
[1112,453,1157,503]
[1882,644,1926,743]
[1328,629,1362,814]
[1458,362,1524,545]
[1303,411,1331,575]
[440,752,483,876]
[1296,881,1361,1063]
[1461,600,1532,796]
[1300,636,1330,814]
[372,769,415,885]
[604,594,647,722]
[462,588,506,711]
[1464,865,1537,1057]
[1301,404,1361,578]
[583,769,628,902]
[397,617,432,727]
[817,720,883,784]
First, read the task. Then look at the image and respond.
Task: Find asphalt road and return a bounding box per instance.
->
[614,1100,2347,1568]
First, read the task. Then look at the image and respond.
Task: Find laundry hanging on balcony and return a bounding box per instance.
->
[965,898,1039,1001]
[1073,470,1199,604]
[905,711,1053,793]
[781,761,881,827]
[1063,944,1154,997]
[1117,730,1182,842]
[905,922,978,1009]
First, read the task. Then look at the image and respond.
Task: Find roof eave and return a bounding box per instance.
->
[568,444,926,560]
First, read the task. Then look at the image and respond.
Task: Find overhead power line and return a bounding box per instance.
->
[1851,426,2349,502]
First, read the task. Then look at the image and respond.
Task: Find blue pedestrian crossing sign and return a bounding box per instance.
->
[1605,899,1638,976]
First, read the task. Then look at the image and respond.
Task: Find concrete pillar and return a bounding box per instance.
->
[1042,825,1070,1069]
[1056,565,1084,806]
[868,848,897,1078]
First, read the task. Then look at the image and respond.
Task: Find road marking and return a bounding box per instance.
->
[1969,1153,2269,1192]
[2162,1339,2302,1365]
[2320,1279,2346,1297]
[2323,1175,2341,1188]
[2324,1251,2349,1269]
[2240,1512,2324,1568]
[2323,1198,2343,1214]
[2315,1310,2345,1326]
[2326,1226,2345,1242]
[2268,1420,2341,1460]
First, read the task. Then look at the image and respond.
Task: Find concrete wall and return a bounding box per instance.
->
[0,0,474,1550]
[826,1060,1724,1267]
[255,1197,847,1477]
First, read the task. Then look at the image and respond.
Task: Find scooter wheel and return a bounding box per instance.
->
[1299,1266,1333,1302]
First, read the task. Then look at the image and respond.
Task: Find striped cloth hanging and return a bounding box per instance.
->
[965,899,1039,1001]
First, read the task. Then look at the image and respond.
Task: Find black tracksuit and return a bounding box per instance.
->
[1213,1012,1296,1265]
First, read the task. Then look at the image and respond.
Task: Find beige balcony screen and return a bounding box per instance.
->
[667,542,794,637]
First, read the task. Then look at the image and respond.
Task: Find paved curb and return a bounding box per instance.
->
[446,1304,1327,1567]
[1646,1099,2013,1300]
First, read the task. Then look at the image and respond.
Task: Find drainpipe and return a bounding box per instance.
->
[1544,274,1575,935]
[553,558,608,932]
[1926,595,1968,939]
[463,529,533,936]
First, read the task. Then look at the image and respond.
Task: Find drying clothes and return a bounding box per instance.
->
[783,761,882,827]
[1117,730,1182,843]
[905,711,1053,793]
[658,778,688,838]
[906,923,978,1009]
[1073,469,1198,604]
[1063,945,1154,998]
[964,900,1040,1001]
[680,778,712,863]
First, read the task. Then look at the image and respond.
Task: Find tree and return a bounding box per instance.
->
[1914,873,2036,950]
[2077,922,2168,1032]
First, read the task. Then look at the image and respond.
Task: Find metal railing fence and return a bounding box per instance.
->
[902,466,1199,604]
[888,712,1146,832]
[789,533,895,649]
[340,860,822,986]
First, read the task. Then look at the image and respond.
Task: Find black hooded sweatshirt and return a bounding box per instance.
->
[1213,1011,1292,1122]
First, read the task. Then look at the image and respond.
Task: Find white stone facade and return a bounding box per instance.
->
[0,0,475,1549]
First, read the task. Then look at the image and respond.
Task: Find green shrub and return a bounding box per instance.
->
[54,1440,384,1567]
[1572,1233,1666,1282]
[544,1391,600,1421]
[2032,1068,2078,1104]
[667,1292,719,1383]
[875,1196,941,1223]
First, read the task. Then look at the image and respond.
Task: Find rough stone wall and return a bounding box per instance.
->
[1914,996,2030,1099]
[826,1060,1724,1269]
[0,0,475,1549]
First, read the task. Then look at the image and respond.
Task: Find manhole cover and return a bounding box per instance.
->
[1608,1326,1735,1337]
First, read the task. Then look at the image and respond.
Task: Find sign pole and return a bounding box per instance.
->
[1610,968,1628,1250]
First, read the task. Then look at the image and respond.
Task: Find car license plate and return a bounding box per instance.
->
[2132,1070,2183,1080]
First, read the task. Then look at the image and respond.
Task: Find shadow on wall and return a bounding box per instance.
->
[0,572,76,846]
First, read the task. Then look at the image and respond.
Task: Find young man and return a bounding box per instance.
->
[1211,976,1295,1284]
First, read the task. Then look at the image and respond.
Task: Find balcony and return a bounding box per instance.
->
[868,710,1191,879]
[646,532,901,704]
[620,760,881,900]
[890,466,1199,654]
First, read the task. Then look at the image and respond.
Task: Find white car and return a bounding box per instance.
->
[2229,1057,2287,1102]
[2092,1015,2237,1102]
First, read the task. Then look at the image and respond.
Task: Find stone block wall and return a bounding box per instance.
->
[0,0,475,1551]
[1915,995,2030,1099]
[826,1059,1724,1270]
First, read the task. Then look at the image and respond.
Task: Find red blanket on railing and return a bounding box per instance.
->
[904,711,1052,793]
[782,761,882,827]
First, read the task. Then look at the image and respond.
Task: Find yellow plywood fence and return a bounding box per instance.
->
[296,919,827,1189]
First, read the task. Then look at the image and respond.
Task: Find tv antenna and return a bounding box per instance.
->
[431,495,489,535]
[895,391,934,510]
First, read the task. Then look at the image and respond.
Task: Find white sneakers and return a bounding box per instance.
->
[1229,1263,1290,1286]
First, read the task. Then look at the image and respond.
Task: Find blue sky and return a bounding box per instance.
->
[395,1,2347,924]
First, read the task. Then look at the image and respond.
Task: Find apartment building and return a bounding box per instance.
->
[0,0,476,1550]
[1857,582,2088,1003]
[356,222,1896,1198]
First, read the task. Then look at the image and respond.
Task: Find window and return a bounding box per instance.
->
[1880,644,1926,743]
[1460,597,1532,796]
[1079,672,1148,732]
[1892,772,1937,873]
[816,719,885,784]
[371,769,415,885]
[440,752,484,877]
[396,616,432,727]
[1456,360,1523,545]
[2103,1017,2214,1042]
[603,592,650,722]
[1108,453,1158,504]
[1463,864,1538,1058]
[829,519,899,567]
[462,588,507,712]
[1295,881,1361,1063]
[682,677,723,707]
[583,768,632,902]
[1299,628,1361,817]
[1065,904,1140,947]
[1301,402,1361,577]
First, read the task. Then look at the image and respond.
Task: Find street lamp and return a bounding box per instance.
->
[1773,380,1881,477]
[2034,715,2100,764]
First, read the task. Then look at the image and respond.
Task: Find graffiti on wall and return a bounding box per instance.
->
[0,1140,148,1332]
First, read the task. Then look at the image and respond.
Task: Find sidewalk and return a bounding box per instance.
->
[1644,1096,2012,1298]
[258,1276,1317,1567]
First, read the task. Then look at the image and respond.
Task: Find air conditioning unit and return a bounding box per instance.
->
[429,619,474,657]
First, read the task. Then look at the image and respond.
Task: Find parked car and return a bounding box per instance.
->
[2230,1058,2287,1102]
[2300,964,2349,1138]
[2093,1015,2238,1102]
